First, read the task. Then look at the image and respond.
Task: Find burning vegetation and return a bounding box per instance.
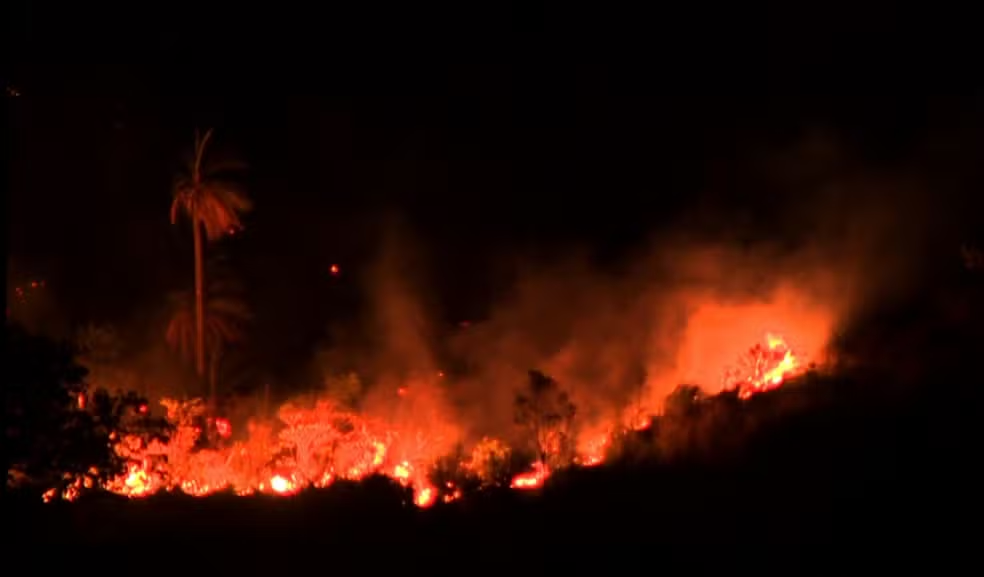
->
[15,274,832,507]
[37,339,812,507]
[7,130,875,508]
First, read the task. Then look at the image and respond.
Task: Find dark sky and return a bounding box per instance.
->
[7,2,984,372]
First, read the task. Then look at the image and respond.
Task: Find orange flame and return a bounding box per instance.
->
[510,462,550,490]
[48,291,833,507]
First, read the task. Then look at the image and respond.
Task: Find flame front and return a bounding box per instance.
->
[726,333,804,399]
[510,462,549,490]
[46,328,820,505]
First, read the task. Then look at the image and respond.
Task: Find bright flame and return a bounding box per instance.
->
[728,333,804,399]
[414,486,436,507]
[270,475,295,494]
[44,292,833,507]
[510,462,550,490]
[214,418,232,439]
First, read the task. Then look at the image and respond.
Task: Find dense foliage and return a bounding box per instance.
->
[5,322,168,497]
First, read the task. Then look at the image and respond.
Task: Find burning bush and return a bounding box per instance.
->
[514,370,577,471]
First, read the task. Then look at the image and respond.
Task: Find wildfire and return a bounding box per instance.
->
[510,462,550,490]
[575,429,612,467]
[725,333,805,399]
[214,418,232,438]
[269,475,297,494]
[41,325,822,507]
[414,486,436,507]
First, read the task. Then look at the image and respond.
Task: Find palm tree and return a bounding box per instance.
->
[166,264,251,406]
[170,128,251,387]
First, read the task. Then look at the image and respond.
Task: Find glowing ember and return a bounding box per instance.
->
[270,475,295,494]
[329,264,340,276]
[120,463,153,497]
[414,485,436,507]
[214,418,232,438]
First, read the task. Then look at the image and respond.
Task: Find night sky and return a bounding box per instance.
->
[8,2,984,374]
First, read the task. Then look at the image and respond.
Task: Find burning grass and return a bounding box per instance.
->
[42,324,825,506]
[14,236,859,509]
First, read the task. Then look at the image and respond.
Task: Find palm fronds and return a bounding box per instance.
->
[170,128,252,241]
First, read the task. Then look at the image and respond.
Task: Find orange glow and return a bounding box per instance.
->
[270,475,296,494]
[664,289,833,400]
[414,486,436,507]
[122,463,152,496]
[215,418,232,438]
[576,431,611,467]
[510,462,549,490]
[329,264,340,276]
[393,461,411,482]
[41,281,840,507]
[726,333,803,399]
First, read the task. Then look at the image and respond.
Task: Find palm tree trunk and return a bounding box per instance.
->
[193,209,207,389]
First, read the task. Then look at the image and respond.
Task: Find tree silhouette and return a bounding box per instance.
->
[170,128,251,388]
[514,370,577,467]
[5,322,164,497]
[166,265,251,406]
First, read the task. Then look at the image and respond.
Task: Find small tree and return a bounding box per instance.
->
[170,128,251,391]
[514,370,577,468]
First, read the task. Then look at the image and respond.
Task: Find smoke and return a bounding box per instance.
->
[301,129,948,451]
[343,214,464,460]
[18,127,966,505]
[45,128,950,468]
[362,215,439,382]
